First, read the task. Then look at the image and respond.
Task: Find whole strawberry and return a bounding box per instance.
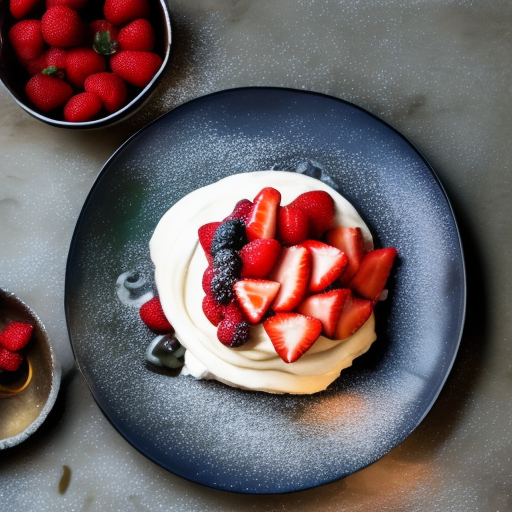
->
[66,47,106,87]
[64,91,103,122]
[84,72,127,113]
[110,50,163,88]
[104,0,150,26]
[9,19,44,62]
[88,19,119,56]
[118,18,155,52]
[0,322,33,351]
[25,71,73,112]
[10,0,41,19]
[139,297,173,333]
[0,348,24,372]
[41,5,85,47]
[46,0,88,9]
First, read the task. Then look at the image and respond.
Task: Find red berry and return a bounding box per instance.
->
[25,73,73,112]
[9,20,44,62]
[139,296,173,333]
[325,226,366,284]
[224,199,253,223]
[216,302,250,347]
[84,72,128,113]
[198,221,221,256]
[0,348,24,372]
[202,265,216,294]
[0,322,33,351]
[46,0,88,9]
[276,205,309,246]
[234,278,280,324]
[41,6,84,47]
[118,18,155,52]
[104,0,150,26]
[288,190,335,238]
[239,238,282,278]
[110,50,163,88]
[89,19,119,56]
[245,187,281,241]
[335,292,374,340]
[10,0,41,19]
[66,47,106,88]
[45,47,67,70]
[64,91,103,122]
[202,294,224,327]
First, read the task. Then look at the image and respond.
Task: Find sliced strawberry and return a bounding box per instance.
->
[139,296,173,333]
[301,239,347,293]
[234,279,280,323]
[0,321,33,351]
[276,205,309,246]
[245,187,281,241]
[268,245,311,311]
[202,294,224,326]
[335,291,373,339]
[224,199,253,223]
[198,221,221,256]
[325,226,365,284]
[239,238,282,278]
[296,289,350,338]
[349,247,398,301]
[288,190,335,238]
[263,312,322,363]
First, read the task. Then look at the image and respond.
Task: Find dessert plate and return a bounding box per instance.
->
[65,87,465,494]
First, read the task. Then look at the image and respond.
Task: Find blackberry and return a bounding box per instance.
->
[210,270,237,305]
[213,248,242,275]
[210,219,246,255]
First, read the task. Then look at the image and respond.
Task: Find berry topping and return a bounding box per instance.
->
[276,205,309,246]
[297,289,349,338]
[234,279,280,324]
[325,226,366,284]
[288,190,335,238]
[335,292,374,339]
[239,238,282,278]
[301,239,347,293]
[212,248,242,275]
[263,312,322,363]
[0,321,34,351]
[224,199,253,223]
[202,294,224,327]
[0,348,24,372]
[245,187,281,241]
[202,265,216,294]
[139,296,173,333]
[210,268,237,305]
[268,245,311,312]
[198,221,221,256]
[216,302,250,347]
[210,219,246,255]
[349,248,398,301]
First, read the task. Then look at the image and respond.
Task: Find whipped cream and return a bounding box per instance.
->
[150,171,376,394]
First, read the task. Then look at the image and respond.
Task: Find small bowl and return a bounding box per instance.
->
[0,0,171,129]
[0,287,60,449]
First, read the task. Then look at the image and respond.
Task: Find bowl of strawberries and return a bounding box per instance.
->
[0,0,171,128]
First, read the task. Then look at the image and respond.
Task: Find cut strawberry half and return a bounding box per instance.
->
[245,187,281,241]
[239,238,282,278]
[325,226,365,284]
[349,247,398,301]
[297,288,350,338]
[276,205,309,246]
[301,239,347,292]
[288,190,335,238]
[263,312,322,363]
[268,245,311,311]
[335,291,373,339]
[234,279,280,323]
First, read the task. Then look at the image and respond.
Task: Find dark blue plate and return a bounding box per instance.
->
[65,87,465,494]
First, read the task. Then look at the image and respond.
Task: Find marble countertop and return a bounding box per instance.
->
[1,0,511,510]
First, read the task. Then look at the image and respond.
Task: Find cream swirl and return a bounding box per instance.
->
[150,171,376,394]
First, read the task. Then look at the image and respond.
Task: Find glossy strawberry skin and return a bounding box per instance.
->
[139,297,173,333]
[41,5,85,47]
[25,73,73,112]
[110,51,163,88]
[118,18,155,52]
[46,0,88,9]
[10,0,41,19]
[9,20,44,62]
[104,0,151,26]
[0,322,33,351]
[0,348,24,372]
[66,48,106,88]
[84,72,128,113]
[335,292,373,340]
[239,238,282,278]
[64,91,103,122]
[276,205,309,246]
[288,190,335,238]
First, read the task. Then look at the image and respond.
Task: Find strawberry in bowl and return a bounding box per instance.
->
[149,171,398,394]
[0,0,171,128]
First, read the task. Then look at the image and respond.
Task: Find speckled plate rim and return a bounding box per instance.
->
[65,87,466,494]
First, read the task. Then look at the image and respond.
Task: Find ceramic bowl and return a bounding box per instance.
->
[0,288,60,449]
[0,0,171,129]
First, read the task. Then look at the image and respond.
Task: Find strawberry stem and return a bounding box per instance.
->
[93,31,118,56]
